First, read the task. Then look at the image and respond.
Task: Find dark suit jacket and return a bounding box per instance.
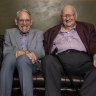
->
[44,21,96,56]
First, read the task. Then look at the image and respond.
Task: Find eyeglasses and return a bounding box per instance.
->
[18,19,31,23]
[62,14,75,18]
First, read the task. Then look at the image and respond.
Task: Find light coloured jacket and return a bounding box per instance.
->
[3,28,45,59]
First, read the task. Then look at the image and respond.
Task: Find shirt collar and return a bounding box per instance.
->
[60,23,76,33]
[19,28,30,36]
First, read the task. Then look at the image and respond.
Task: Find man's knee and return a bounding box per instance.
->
[16,55,32,68]
[2,54,16,69]
[17,55,29,62]
[42,55,56,69]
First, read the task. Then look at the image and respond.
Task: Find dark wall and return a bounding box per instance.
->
[0,0,96,35]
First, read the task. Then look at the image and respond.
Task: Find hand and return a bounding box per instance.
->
[26,52,37,64]
[93,57,96,67]
[15,50,30,58]
[15,50,26,58]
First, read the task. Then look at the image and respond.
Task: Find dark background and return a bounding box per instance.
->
[0,0,96,35]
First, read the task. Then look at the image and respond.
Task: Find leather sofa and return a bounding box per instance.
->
[0,35,84,96]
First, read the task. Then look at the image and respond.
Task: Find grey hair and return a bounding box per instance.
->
[16,9,31,19]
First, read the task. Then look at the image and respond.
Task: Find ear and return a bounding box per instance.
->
[75,12,78,20]
[30,18,32,25]
[15,18,18,25]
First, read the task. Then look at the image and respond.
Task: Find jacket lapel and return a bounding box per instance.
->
[76,22,88,51]
[27,29,34,49]
[15,29,22,50]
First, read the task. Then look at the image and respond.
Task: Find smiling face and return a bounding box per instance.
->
[61,5,77,29]
[15,10,32,34]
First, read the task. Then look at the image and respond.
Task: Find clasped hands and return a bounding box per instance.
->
[15,50,37,64]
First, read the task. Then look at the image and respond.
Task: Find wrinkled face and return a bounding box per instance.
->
[15,11,32,33]
[61,6,77,28]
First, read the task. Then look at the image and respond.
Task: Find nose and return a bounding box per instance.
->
[23,20,27,25]
[66,16,70,20]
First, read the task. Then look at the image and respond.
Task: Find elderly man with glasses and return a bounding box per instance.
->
[42,5,96,96]
[0,9,45,96]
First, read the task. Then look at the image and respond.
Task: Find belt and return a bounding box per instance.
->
[51,48,87,56]
[59,49,87,54]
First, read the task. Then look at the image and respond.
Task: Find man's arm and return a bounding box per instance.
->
[43,31,49,55]
[88,24,96,67]
[29,31,45,59]
[88,24,96,55]
[3,30,14,56]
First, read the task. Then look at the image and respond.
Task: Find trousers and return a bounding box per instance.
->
[0,54,40,96]
[42,50,96,96]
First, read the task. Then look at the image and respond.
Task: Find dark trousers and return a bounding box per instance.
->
[42,50,96,96]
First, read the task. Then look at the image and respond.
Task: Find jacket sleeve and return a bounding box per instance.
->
[88,24,96,55]
[3,30,16,57]
[43,31,49,55]
[31,31,45,59]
